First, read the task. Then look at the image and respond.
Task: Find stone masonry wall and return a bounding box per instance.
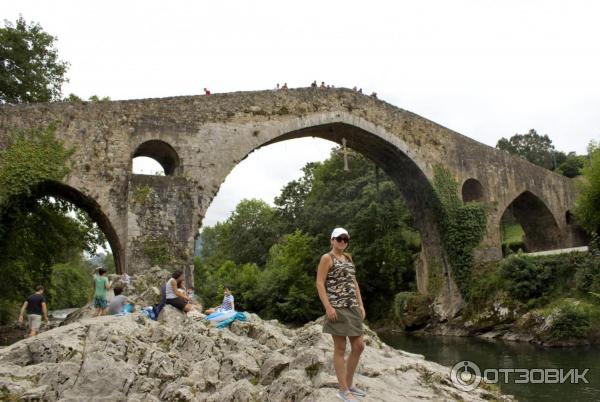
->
[0,88,584,317]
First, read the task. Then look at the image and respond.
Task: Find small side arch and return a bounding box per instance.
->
[132,140,181,176]
[461,178,485,202]
[500,190,561,253]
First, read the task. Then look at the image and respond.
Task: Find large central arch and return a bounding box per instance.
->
[203,114,460,315]
[257,121,441,259]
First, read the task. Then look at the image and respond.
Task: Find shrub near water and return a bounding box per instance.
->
[547,300,600,339]
[499,253,585,307]
[575,256,600,294]
[499,256,552,306]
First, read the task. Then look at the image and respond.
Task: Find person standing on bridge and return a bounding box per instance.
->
[316,228,367,402]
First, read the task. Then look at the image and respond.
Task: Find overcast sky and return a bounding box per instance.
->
[6,0,600,227]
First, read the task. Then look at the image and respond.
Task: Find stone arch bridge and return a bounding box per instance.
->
[0,88,585,316]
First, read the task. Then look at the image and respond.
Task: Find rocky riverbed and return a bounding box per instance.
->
[0,268,514,401]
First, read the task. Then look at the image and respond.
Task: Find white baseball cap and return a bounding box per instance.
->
[331,227,349,239]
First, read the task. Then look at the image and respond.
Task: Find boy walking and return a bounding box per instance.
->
[18,286,49,337]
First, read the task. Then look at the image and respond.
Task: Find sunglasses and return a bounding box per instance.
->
[334,236,350,243]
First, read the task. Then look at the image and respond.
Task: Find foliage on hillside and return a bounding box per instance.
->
[466,252,600,339]
[496,129,586,177]
[574,143,600,236]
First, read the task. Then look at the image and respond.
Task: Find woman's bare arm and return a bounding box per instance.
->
[316,254,337,321]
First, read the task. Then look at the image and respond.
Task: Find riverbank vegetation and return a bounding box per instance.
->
[458,252,600,342]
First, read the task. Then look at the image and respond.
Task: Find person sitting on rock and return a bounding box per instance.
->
[165,270,194,313]
[93,267,111,316]
[108,286,134,315]
[176,278,198,308]
[204,285,235,315]
[186,285,197,304]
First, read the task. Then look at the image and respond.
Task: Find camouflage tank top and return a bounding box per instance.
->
[326,253,359,308]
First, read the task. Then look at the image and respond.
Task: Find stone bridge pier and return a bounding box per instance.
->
[126,174,199,285]
[0,88,587,318]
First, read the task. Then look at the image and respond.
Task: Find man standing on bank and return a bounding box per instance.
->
[316,228,367,402]
[18,285,49,338]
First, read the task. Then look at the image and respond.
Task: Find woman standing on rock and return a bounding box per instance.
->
[316,227,367,402]
[93,268,111,316]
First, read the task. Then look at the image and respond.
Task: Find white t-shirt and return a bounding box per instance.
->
[165,278,178,299]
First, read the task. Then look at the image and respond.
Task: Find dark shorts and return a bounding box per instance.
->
[322,307,363,337]
[93,297,108,309]
[166,297,187,311]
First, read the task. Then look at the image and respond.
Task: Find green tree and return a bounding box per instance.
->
[199,199,280,268]
[274,149,421,320]
[350,182,421,317]
[102,252,116,274]
[0,16,69,103]
[198,222,230,265]
[227,199,280,266]
[64,94,111,102]
[274,162,317,233]
[496,129,558,170]
[573,143,600,235]
[48,258,93,309]
[558,152,585,178]
[257,230,322,323]
[0,198,104,321]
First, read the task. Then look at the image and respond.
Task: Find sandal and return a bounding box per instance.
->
[349,385,367,397]
[335,389,358,401]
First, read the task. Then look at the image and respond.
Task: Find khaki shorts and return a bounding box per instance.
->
[322,307,363,337]
[28,314,42,331]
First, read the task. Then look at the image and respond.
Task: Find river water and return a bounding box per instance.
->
[379,333,600,402]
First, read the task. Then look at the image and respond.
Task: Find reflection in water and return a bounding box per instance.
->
[378,332,600,402]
